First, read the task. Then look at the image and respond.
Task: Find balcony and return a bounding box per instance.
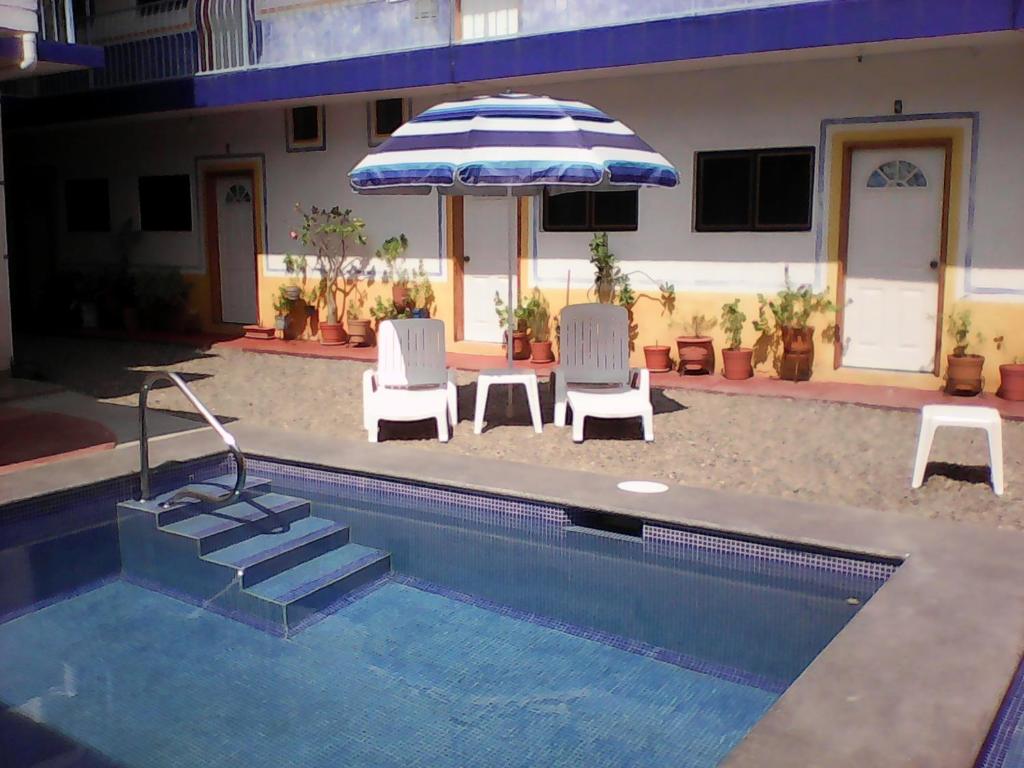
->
[22,0,837,92]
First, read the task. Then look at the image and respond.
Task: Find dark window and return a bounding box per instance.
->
[137,0,187,14]
[65,178,110,232]
[543,190,639,232]
[695,147,814,232]
[291,106,320,143]
[138,175,192,232]
[374,99,406,137]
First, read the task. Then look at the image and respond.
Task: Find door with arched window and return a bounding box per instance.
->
[212,176,258,325]
[840,145,950,373]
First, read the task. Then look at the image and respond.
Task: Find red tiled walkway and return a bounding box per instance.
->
[0,406,117,474]
[213,335,1024,421]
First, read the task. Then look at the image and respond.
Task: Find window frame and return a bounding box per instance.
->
[64,177,111,233]
[367,98,410,147]
[542,189,639,233]
[137,174,193,233]
[285,105,326,153]
[693,146,815,233]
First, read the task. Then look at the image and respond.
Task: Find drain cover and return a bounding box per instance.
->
[617,481,669,494]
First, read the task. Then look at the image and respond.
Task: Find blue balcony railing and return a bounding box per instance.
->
[35,0,831,92]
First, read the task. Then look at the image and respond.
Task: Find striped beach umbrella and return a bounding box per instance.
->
[350,92,679,195]
[349,92,679,368]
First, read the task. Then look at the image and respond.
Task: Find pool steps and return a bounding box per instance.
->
[116,474,391,636]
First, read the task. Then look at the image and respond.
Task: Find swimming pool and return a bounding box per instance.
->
[1,454,896,767]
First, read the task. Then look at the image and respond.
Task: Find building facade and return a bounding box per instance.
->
[4,0,1024,389]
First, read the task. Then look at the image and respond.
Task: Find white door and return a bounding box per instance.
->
[462,197,517,343]
[215,177,258,325]
[842,147,946,372]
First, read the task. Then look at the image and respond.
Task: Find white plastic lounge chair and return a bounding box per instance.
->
[552,303,653,442]
[363,319,458,443]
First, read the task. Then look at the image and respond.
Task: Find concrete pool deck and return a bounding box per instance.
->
[3,423,1024,768]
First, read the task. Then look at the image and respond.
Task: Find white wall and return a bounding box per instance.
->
[12,40,1024,302]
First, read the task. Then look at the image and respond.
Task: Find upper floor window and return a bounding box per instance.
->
[286,105,326,152]
[65,178,111,233]
[543,189,638,232]
[368,98,409,145]
[460,0,519,40]
[694,147,814,232]
[138,175,192,232]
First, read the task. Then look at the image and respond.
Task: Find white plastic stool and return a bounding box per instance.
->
[911,405,1004,495]
[473,369,543,435]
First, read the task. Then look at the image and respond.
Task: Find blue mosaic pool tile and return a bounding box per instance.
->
[391,574,789,694]
[643,523,899,583]
[976,657,1024,768]
[246,456,573,534]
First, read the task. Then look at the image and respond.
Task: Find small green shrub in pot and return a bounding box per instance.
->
[945,308,985,395]
[720,299,753,380]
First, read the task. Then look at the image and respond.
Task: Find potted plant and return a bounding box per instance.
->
[136,268,192,333]
[589,233,630,303]
[720,298,753,380]
[288,204,371,346]
[407,261,435,319]
[675,314,716,375]
[753,276,836,381]
[494,292,532,360]
[945,309,985,395]
[376,234,412,311]
[999,356,1024,401]
[520,290,554,363]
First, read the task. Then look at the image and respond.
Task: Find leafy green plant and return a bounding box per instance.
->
[376,234,410,283]
[287,204,368,324]
[407,261,435,313]
[370,296,410,321]
[721,299,747,350]
[493,292,532,332]
[681,313,716,338]
[589,233,628,303]
[946,308,983,355]
[753,276,836,334]
[135,268,191,330]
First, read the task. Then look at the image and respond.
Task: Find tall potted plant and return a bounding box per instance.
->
[945,309,985,395]
[524,290,554,363]
[377,234,412,311]
[720,299,753,380]
[589,233,625,303]
[753,277,835,381]
[494,292,532,360]
[288,204,369,346]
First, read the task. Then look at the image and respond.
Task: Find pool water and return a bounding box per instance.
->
[0,456,895,768]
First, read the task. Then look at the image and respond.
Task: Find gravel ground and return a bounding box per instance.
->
[17,336,1024,530]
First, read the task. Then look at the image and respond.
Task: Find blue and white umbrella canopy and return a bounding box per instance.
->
[349,92,679,195]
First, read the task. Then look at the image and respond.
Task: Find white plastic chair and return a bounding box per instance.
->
[363,319,458,443]
[552,303,653,442]
[911,404,1004,495]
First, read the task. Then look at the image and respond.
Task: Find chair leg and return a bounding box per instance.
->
[987,421,1005,496]
[553,373,568,427]
[525,381,543,434]
[473,379,490,435]
[368,418,379,443]
[642,409,654,442]
[436,413,450,443]
[911,419,937,489]
[572,413,585,443]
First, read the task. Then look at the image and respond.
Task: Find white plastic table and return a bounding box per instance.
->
[474,368,543,434]
[911,404,1004,495]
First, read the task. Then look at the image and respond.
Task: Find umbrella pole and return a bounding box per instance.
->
[507,194,516,371]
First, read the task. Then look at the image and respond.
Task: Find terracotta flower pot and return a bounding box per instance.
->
[392,284,414,311]
[319,322,348,346]
[643,345,672,373]
[780,325,815,381]
[530,339,555,364]
[722,348,754,380]
[946,353,985,396]
[347,318,372,347]
[503,331,531,360]
[243,325,275,340]
[998,363,1024,401]
[675,336,714,375]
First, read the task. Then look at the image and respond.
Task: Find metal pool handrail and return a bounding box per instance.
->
[138,371,246,505]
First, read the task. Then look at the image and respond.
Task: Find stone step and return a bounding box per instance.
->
[159,493,311,555]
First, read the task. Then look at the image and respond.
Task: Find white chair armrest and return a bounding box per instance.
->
[631,368,651,400]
